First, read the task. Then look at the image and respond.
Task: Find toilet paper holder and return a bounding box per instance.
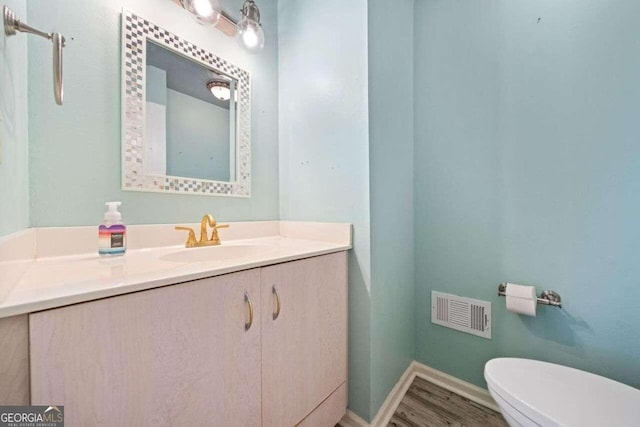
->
[498,283,562,308]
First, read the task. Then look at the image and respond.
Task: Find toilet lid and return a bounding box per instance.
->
[485,358,640,427]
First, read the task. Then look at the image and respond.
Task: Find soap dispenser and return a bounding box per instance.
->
[98,201,126,256]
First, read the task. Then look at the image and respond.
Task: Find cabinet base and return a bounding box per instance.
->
[297,382,347,427]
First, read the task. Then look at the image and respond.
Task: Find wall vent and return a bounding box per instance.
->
[431,291,491,339]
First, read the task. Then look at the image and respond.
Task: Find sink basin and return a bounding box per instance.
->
[160,244,273,263]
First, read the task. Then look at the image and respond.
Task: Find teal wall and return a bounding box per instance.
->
[146,65,232,182]
[145,65,167,105]
[0,0,28,237]
[277,0,373,420]
[166,89,231,182]
[27,0,278,226]
[368,0,415,417]
[414,0,640,389]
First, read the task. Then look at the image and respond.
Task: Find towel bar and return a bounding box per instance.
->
[4,5,65,105]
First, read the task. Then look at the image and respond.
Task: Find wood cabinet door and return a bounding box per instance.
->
[0,315,29,405]
[261,252,348,427]
[30,269,261,427]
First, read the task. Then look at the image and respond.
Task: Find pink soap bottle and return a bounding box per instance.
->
[98,202,126,256]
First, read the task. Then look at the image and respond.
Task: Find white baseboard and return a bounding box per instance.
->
[339,410,369,427]
[339,361,499,427]
[370,361,417,427]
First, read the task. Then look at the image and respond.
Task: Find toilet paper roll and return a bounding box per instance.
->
[505,283,536,299]
[505,283,537,316]
[506,295,537,316]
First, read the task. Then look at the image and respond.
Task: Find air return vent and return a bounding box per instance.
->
[431,291,491,339]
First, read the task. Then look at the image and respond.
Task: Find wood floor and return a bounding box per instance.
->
[387,376,508,427]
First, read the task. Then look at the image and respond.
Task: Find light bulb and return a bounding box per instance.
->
[242,29,258,48]
[236,17,265,53]
[193,0,213,16]
[182,0,221,26]
[236,0,265,53]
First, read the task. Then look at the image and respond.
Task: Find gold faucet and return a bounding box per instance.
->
[175,214,229,248]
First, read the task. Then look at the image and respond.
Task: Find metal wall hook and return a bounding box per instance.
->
[3,5,65,105]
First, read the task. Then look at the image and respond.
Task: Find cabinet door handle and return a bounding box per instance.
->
[272,285,281,320]
[244,292,254,331]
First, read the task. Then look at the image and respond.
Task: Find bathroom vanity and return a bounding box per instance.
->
[0,221,350,426]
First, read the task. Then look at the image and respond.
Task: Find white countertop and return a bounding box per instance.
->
[0,221,352,318]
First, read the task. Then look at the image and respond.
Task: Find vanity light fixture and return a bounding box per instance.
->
[179,0,221,26]
[207,80,231,101]
[236,0,264,53]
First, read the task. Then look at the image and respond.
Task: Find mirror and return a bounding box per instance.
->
[145,41,238,182]
[122,11,251,196]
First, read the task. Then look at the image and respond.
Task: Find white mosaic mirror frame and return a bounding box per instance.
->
[121,11,251,197]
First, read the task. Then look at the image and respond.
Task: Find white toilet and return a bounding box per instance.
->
[484,358,640,427]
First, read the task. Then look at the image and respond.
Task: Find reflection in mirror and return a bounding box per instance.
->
[145,41,238,182]
[121,11,250,197]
